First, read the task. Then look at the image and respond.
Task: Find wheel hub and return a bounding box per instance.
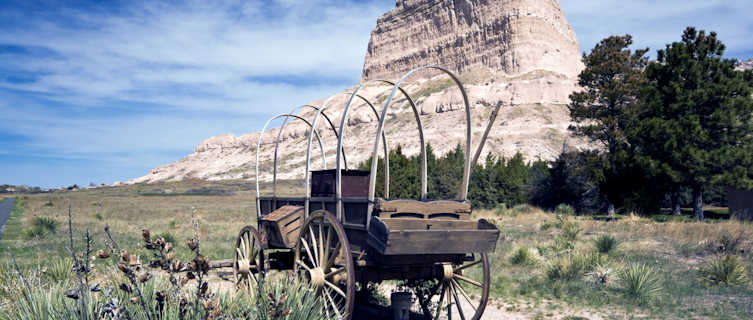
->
[238,258,250,275]
[310,267,326,289]
[442,264,454,281]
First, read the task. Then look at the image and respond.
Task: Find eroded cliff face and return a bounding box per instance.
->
[362,0,582,81]
[738,59,753,71]
[131,0,588,184]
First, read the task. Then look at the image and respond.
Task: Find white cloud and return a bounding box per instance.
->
[0,0,392,112]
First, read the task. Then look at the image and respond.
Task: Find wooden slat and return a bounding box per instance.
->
[261,205,304,248]
[209,259,233,268]
[375,198,472,219]
[379,218,477,231]
[367,216,500,255]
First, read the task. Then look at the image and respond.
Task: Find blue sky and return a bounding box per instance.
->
[1,0,751,188]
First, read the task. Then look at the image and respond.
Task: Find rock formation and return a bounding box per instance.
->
[362,0,582,81]
[738,59,753,71]
[131,0,588,184]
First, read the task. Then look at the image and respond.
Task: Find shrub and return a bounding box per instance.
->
[510,247,539,266]
[33,216,58,232]
[23,216,59,239]
[494,203,508,216]
[546,253,588,281]
[698,255,748,286]
[509,204,537,215]
[618,263,662,303]
[555,204,575,215]
[594,234,620,254]
[713,232,747,255]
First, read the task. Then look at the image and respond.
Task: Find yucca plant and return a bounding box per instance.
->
[618,263,662,303]
[594,234,620,254]
[32,216,58,234]
[698,255,748,286]
[546,253,588,281]
[587,263,617,286]
[45,258,74,282]
[509,247,539,266]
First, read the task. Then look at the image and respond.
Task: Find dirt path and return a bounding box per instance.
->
[0,198,15,239]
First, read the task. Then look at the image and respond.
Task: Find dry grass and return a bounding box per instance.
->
[0,180,284,268]
[3,186,753,318]
[474,208,753,319]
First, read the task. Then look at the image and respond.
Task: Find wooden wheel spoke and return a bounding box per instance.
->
[324,225,332,267]
[245,232,252,260]
[435,282,447,317]
[239,236,247,258]
[294,211,353,320]
[447,283,454,320]
[309,225,320,265]
[301,238,317,267]
[295,259,312,272]
[318,223,325,267]
[325,267,344,279]
[454,274,482,288]
[454,259,481,273]
[325,241,341,270]
[452,279,477,312]
[325,280,347,298]
[235,248,245,261]
[324,288,343,318]
[450,281,467,320]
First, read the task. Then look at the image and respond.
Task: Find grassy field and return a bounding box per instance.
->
[1,182,752,319]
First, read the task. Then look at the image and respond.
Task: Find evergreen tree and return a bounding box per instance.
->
[632,27,753,220]
[567,35,649,215]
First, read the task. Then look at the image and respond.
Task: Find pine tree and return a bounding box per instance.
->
[632,27,753,220]
[567,35,649,215]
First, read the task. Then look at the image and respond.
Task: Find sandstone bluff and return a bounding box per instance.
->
[132,0,588,184]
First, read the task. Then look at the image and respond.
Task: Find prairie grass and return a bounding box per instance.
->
[2,184,753,319]
[475,206,753,318]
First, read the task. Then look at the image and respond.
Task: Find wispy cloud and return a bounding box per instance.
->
[0,0,392,187]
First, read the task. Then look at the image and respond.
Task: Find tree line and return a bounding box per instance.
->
[360,27,753,220]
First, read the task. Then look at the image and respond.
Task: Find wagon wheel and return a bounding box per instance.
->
[233,225,265,295]
[426,253,490,320]
[294,210,355,320]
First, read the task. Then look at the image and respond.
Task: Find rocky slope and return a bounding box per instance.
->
[132,0,588,184]
[738,59,753,70]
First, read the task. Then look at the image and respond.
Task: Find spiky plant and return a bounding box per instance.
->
[594,234,620,254]
[45,258,74,282]
[698,255,748,286]
[509,247,539,266]
[618,263,662,303]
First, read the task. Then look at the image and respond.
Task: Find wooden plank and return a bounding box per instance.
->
[379,218,477,231]
[381,230,499,255]
[210,259,233,268]
[367,216,500,255]
[260,205,304,248]
[375,198,472,219]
